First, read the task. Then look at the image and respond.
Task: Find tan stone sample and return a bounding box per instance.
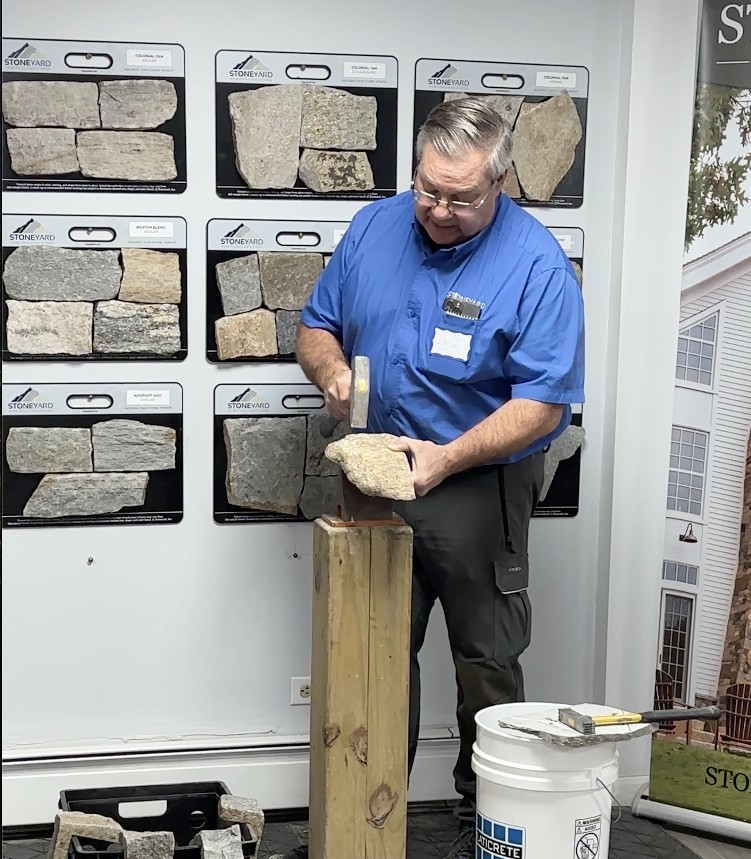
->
[2,80,101,128]
[258,252,322,310]
[99,79,177,129]
[49,811,123,859]
[218,794,265,843]
[504,165,521,198]
[571,261,583,286]
[325,433,415,501]
[444,91,524,126]
[298,149,374,193]
[228,85,302,189]
[301,85,377,150]
[512,90,582,201]
[6,128,78,174]
[6,300,93,355]
[118,248,182,304]
[76,131,177,181]
[215,308,277,360]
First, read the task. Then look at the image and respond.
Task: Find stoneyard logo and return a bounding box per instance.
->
[8,217,55,243]
[428,62,470,88]
[7,387,53,410]
[227,387,271,410]
[4,42,51,68]
[220,223,263,247]
[229,54,273,79]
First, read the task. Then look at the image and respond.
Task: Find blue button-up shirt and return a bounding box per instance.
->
[301,191,585,464]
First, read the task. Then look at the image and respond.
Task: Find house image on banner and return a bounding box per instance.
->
[657,231,751,712]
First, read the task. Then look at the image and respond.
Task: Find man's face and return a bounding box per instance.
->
[413,142,504,246]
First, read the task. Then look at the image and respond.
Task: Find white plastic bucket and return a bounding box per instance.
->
[472,702,620,859]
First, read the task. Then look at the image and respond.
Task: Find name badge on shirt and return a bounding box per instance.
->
[442,294,483,320]
[431,328,471,362]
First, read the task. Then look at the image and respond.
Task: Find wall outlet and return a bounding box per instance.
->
[290,676,311,706]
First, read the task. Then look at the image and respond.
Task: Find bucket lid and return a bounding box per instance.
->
[476,702,654,747]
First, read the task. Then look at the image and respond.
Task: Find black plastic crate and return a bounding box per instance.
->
[59,782,257,859]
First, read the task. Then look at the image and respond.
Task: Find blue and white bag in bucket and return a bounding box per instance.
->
[473,703,622,859]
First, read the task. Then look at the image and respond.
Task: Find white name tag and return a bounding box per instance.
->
[431,327,471,362]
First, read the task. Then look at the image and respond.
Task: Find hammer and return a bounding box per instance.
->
[349,355,370,430]
[558,705,722,736]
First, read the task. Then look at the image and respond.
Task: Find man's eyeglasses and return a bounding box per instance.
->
[410,181,494,214]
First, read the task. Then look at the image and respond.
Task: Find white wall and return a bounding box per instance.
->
[1,0,700,826]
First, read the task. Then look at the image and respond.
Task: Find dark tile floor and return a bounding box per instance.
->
[2,805,711,859]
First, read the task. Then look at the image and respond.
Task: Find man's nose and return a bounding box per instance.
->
[431,201,454,220]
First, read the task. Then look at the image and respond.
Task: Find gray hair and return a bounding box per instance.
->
[415,96,514,181]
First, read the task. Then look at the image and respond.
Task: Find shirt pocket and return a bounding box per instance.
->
[418,309,487,383]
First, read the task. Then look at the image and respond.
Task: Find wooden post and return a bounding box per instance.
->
[308,518,413,859]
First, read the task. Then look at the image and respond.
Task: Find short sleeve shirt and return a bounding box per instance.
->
[300,191,585,464]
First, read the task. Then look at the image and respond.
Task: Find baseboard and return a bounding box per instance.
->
[2,740,651,830]
[2,739,461,828]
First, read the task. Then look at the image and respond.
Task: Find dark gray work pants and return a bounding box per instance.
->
[393,452,545,822]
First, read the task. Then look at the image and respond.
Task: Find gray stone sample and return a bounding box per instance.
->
[300,476,342,520]
[258,252,322,310]
[540,424,586,501]
[215,309,277,360]
[3,245,121,301]
[99,79,178,129]
[218,795,265,843]
[228,85,302,189]
[216,255,262,316]
[93,301,180,355]
[6,300,93,355]
[23,472,149,518]
[276,310,301,355]
[6,427,93,474]
[92,420,176,472]
[224,417,306,514]
[504,165,521,198]
[306,413,349,477]
[512,91,583,201]
[76,131,177,181]
[444,91,524,126]
[325,433,415,501]
[301,85,377,150]
[2,81,101,128]
[49,811,123,859]
[190,825,243,859]
[119,248,181,304]
[121,830,176,859]
[6,127,78,174]
[298,149,374,193]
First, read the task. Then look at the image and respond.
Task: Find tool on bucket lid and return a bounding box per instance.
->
[349,355,370,430]
[495,703,721,747]
[558,704,721,736]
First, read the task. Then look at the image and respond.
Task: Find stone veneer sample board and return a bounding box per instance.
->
[214,383,349,523]
[2,213,187,361]
[215,51,397,200]
[413,60,589,209]
[2,383,183,528]
[534,227,585,518]
[206,218,348,362]
[2,37,186,194]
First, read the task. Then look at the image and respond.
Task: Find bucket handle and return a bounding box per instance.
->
[596,777,622,824]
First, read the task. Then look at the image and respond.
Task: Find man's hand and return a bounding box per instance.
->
[324,368,352,423]
[388,437,454,497]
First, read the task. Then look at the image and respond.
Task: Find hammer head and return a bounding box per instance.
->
[349,355,370,430]
[558,707,595,735]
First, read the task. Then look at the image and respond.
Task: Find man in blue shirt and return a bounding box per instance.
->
[296,97,584,858]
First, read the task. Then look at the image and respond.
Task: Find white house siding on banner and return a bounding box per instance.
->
[660,234,751,704]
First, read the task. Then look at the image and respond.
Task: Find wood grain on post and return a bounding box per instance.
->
[309,518,412,859]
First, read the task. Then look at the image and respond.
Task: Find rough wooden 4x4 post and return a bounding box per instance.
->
[308,517,412,859]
